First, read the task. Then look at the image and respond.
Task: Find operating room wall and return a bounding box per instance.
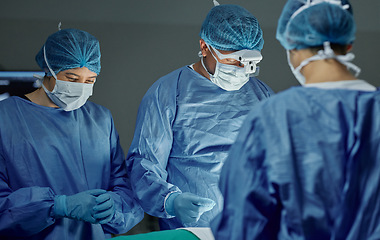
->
[1,20,379,153]
[0,0,379,235]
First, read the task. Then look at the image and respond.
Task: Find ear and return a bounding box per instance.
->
[199,39,209,57]
[288,49,296,56]
[287,49,297,68]
[346,44,353,52]
[288,49,312,69]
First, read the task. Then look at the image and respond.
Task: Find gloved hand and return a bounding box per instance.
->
[165,192,216,224]
[93,192,115,224]
[54,189,114,224]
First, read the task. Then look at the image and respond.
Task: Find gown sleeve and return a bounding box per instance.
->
[102,114,144,234]
[0,150,56,236]
[126,76,181,218]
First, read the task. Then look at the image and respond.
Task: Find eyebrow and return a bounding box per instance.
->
[66,73,97,78]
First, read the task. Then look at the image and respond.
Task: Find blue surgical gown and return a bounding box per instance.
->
[212,87,380,239]
[127,66,273,229]
[0,97,144,240]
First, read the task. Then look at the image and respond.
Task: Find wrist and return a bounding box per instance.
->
[53,195,67,218]
[164,192,181,216]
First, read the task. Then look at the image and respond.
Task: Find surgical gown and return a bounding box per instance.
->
[0,97,144,239]
[127,65,273,229]
[212,86,380,239]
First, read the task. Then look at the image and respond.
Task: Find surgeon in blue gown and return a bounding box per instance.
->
[212,0,380,239]
[0,28,143,239]
[127,1,273,230]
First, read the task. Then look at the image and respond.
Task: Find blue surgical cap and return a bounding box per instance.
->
[276,0,356,50]
[200,4,264,51]
[35,29,101,76]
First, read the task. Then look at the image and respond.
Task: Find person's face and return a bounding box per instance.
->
[45,67,97,91]
[199,39,244,75]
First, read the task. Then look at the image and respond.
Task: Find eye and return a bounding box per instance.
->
[222,58,238,64]
[66,77,78,82]
[85,79,96,84]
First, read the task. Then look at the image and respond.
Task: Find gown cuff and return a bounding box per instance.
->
[53,195,67,218]
[164,191,181,217]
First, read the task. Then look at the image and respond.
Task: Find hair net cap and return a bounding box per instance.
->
[35,29,101,75]
[276,0,356,50]
[200,4,264,51]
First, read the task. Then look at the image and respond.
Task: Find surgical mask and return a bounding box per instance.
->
[200,43,262,91]
[42,46,94,111]
[42,80,93,111]
[201,57,249,91]
[287,42,361,86]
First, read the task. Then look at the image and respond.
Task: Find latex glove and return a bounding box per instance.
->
[165,192,216,224]
[93,192,115,224]
[54,189,106,224]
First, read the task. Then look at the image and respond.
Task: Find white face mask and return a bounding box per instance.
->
[42,46,94,111]
[42,79,93,111]
[200,43,262,91]
[201,57,249,91]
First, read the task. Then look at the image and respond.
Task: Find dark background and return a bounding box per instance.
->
[1,0,379,235]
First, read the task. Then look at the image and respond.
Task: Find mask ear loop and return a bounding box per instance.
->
[200,57,213,78]
[198,42,216,77]
[43,46,58,81]
[200,43,219,78]
[204,43,220,62]
[42,46,63,94]
[294,41,361,83]
[321,42,361,77]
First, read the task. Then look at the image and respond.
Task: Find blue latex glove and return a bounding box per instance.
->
[165,192,216,224]
[54,189,107,224]
[93,192,115,224]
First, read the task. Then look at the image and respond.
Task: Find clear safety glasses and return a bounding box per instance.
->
[206,43,263,75]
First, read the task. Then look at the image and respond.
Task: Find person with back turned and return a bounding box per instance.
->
[212,0,380,239]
